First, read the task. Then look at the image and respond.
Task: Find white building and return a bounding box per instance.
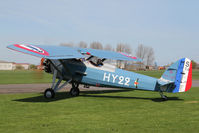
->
[13,63,30,70]
[0,60,15,70]
[0,60,30,70]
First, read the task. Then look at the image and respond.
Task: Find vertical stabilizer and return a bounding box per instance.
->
[159,58,192,93]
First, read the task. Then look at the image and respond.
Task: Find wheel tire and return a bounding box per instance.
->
[70,87,80,97]
[44,88,55,99]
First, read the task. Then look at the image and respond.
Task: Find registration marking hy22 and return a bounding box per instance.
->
[103,73,130,86]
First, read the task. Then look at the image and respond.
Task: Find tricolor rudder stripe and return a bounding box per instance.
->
[185,61,192,92]
[173,58,192,93]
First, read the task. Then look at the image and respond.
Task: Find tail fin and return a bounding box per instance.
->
[159,58,192,93]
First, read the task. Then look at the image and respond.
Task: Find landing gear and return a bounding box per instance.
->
[43,59,80,99]
[159,91,168,101]
[44,68,72,99]
[70,87,80,96]
[44,88,55,99]
[70,82,80,97]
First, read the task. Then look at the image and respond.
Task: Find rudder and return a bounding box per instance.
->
[159,58,192,93]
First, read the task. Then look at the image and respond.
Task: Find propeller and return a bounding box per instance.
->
[39,58,45,70]
[33,58,45,79]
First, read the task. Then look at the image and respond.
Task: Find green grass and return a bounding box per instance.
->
[0,70,52,84]
[192,70,199,80]
[0,87,199,133]
[0,69,199,84]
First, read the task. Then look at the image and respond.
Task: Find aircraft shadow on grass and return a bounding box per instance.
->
[13,89,183,103]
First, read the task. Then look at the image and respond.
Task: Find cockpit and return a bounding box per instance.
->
[87,56,105,67]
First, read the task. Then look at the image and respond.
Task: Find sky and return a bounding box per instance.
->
[0,0,198,65]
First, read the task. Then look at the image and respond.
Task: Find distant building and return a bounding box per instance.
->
[125,62,146,71]
[0,60,15,70]
[0,60,30,70]
[13,63,30,70]
[158,66,165,70]
[197,63,199,69]
[146,65,154,70]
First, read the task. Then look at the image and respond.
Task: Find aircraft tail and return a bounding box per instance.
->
[158,58,192,93]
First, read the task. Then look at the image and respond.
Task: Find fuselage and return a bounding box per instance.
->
[51,59,159,92]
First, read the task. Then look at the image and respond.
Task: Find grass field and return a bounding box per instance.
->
[0,69,199,84]
[0,70,52,84]
[0,87,199,133]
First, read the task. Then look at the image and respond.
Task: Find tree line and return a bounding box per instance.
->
[60,41,155,66]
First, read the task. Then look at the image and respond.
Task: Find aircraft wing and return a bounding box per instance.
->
[7,44,84,59]
[7,44,141,61]
[79,48,142,62]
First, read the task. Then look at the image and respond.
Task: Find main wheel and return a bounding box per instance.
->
[70,87,80,97]
[44,88,55,99]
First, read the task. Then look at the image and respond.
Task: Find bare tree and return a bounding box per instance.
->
[90,42,103,49]
[78,41,87,48]
[146,47,155,66]
[136,44,155,66]
[116,43,132,68]
[136,44,147,60]
[104,44,113,51]
[60,42,74,47]
[116,43,132,54]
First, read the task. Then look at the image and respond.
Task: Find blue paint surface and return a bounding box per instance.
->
[81,66,157,91]
[173,58,185,93]
[7,44,142,61]
[7,44,84,59]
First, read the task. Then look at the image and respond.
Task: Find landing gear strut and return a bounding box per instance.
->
[70,82,80,97]
[159,91,168,101]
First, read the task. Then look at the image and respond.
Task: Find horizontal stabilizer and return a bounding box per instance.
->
[158,79,174,87]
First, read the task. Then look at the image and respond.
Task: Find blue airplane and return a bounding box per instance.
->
[7,44,192,100]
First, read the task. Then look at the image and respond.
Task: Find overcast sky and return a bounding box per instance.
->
[0,0,198,65]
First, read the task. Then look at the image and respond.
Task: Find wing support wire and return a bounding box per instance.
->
[48,60,72,92]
